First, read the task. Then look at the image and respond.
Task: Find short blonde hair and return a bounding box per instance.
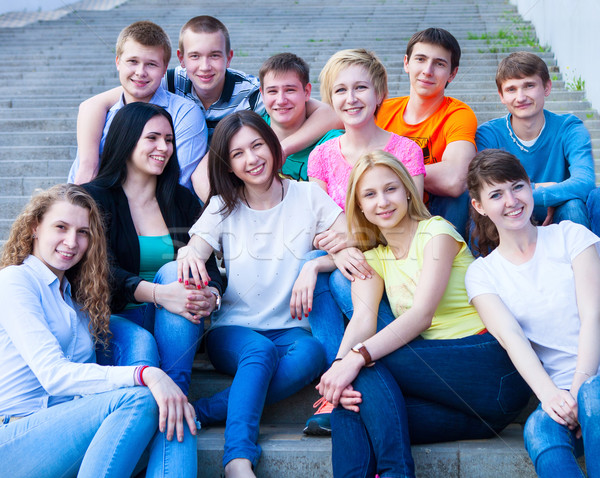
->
[116,21,171,67]
[346,151,431,251]
[319,49,388,115]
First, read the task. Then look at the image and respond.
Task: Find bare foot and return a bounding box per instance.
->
[224,458,256,478]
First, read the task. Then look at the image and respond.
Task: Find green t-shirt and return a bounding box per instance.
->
[262,113,343,181]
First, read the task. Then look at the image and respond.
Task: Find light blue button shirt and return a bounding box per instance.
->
[0,256,134,416]
[68,86,208,192]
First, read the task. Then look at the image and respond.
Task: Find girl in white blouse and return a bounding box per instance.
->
[0,184,197,478]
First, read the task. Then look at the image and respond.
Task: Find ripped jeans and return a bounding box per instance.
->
[524,375,600,478]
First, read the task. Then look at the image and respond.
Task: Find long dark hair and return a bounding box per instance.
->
[207,110,283,217]
[91,102,180,221]
[467,149,533,256]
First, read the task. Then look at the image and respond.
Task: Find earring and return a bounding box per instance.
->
[407,195,411,200]
[32,234,37,239]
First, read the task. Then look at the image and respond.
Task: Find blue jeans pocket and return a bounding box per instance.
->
[497,369,530,415]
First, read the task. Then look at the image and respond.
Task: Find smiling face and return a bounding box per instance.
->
[404,42,457,99]
[331,64,381,128]
[177,30,233,104]
[471,179,534,233]
[499,75,551,122]
[357,165,412,234]
[127,115,174,178]
[32,201,90,281]
[228,125,274,188]
[261,70,311,130]
[116,39,167,104]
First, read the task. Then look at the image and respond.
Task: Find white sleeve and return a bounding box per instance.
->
[0,274,134,396]
[188,196,226,252]
[465,258,498,303]
[560,221,600,261]
[307,182,343,233]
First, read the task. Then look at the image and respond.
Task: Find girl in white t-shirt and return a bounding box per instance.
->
[177,111,345,478]
[465,149,600,478]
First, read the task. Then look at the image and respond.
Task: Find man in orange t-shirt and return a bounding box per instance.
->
[376,28,477,238]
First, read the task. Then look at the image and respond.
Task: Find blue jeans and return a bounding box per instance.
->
[0,387,158,478]
[534,197,590,229]
[331,333,531,478]
[98,304,198,478]
[195,325,325,467]
[586,188,600,234]
[111,261,204,396]
[306,250,396,366]
[428,190,471,240]
[524,375,600,478]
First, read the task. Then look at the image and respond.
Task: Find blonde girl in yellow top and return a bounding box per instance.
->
[317,151,531,478]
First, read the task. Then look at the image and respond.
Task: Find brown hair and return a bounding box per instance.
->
[346,150,431,251]
[116,20,172,66]
[1,184,111,347]
[467,149,534,256]
[319,49,388,115]
[259,52,310,88]
[179,15,230,54]
[207,111,283,217]
[495,51,550,92]
[406,27,461,73]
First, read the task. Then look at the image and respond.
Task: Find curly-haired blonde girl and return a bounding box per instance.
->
[1,183,111,346]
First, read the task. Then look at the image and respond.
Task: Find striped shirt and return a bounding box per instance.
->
[163,66,265,141]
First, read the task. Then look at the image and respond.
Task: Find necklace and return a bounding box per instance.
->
[242,181,284,209]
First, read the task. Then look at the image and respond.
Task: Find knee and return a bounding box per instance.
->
[523,407,558,460]
[154,261,179,284]
[240,339,279,370]
[554,198,589,226]
[577,376,600,426]
[292,335,326,372]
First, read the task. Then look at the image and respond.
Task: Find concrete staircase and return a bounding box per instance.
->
[0,0,594,476]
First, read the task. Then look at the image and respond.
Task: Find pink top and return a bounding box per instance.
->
[307,133,425,210]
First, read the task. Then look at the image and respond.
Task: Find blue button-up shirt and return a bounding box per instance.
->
[0,256,134,416]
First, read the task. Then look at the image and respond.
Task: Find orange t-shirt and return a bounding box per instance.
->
[376,96,477,166]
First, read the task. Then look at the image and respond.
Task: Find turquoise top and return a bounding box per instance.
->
[262,113,343,181]
[125,234,174,310]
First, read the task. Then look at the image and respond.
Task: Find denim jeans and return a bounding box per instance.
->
[305,250,396,366]
[0,387,158,478]
[428,190,471,240]
[195,325,325,467]
[331,333,531,478]
[524,375,600,478]
[534,197,590,229]
[110,261,204,396]
[98,303,198,478]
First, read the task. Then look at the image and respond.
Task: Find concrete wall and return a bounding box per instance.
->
[0,1,78,15]
[510,0,600,112]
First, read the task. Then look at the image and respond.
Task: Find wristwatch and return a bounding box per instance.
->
[351,342,375,367]
[209,288,221,312]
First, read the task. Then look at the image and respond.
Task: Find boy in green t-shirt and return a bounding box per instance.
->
[259,53,343,181]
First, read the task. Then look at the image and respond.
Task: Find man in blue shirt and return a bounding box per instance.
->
[69,21,207,192]
[476,51,594,227]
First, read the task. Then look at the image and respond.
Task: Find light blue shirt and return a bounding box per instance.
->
[476,110,595,208]
[0,256,134,416]
[68,86,208,192]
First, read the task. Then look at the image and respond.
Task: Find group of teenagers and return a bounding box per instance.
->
[1,12,599,478]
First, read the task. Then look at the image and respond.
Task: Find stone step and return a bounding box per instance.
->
[196,423,540,478]
[0,177,64,196]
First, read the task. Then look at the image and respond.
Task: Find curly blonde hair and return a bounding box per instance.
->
[346,151,431,251]
[0,184,112,347]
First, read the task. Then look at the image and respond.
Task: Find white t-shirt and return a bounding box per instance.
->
[465,221,600,389]
[189,180,342,331]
